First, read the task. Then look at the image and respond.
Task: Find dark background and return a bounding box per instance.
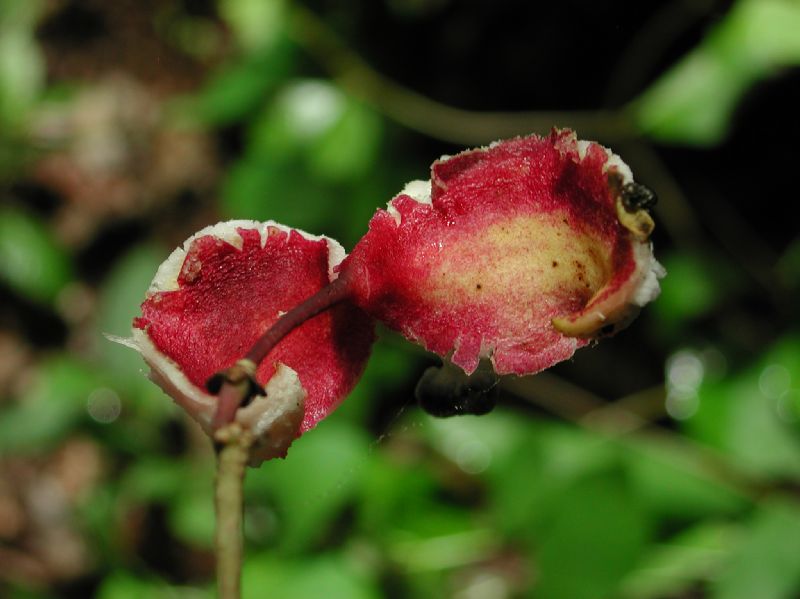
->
[1,0,799,597]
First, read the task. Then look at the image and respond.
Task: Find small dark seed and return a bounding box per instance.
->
[416,364,499,418]
[621,182,657,212]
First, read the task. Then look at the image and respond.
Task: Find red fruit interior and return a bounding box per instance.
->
[342,130,639,375]
[135,226,374,431]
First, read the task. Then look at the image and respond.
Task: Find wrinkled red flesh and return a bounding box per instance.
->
[135,227,374,431]
[342,131,638,375]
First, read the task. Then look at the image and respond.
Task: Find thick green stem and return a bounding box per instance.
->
[215,424,253,599]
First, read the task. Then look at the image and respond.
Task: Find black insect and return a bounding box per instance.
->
[415,361,499,417]
[621,182,658,213]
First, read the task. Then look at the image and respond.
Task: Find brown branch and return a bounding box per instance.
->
[287,4,636,146]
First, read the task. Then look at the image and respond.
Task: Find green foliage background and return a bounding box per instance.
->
[1,0,800,597]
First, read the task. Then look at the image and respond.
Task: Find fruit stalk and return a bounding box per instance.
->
[210,271,355,430]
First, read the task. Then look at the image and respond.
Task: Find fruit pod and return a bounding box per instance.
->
[342,130,665,375]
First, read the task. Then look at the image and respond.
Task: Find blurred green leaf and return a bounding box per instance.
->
[249,80,346,158]
[357,449,439,539]
[763,336,800,422]
[533,469,651,599]
[160,14,223,61]
[97,571,210,599]
[712,499,800,599]
[219,0,287,53]
[633,0,800,145]
[653,251,739,330]
[0,208,72,303]
[245,419,370,552]
[387,518,495,573]
[330,339,418,425]
[117,443,215,538]
[182,41,294,126]
[684,336,800,478]
[0,357,98,453]
[0,0,45,129]
[308,99,382,182]
[622,435,749,520]
[382,478,500,575]
[97,572,149,599]
[94,244,177,418]
[376,467,476,544]
[95,244,160,370]
[777,235,800,291]
[76,484,118,559]
[338,169,402,247]
[221,158,338,231]
[247,79,381,182]
[169,483,216,548]
[620,521,739,599]
[488,421,617,537]
[222,77,385,235]
[242,553,379,599]
[424,409,531,477]
[6,588,56,599]
[121,458,195,503]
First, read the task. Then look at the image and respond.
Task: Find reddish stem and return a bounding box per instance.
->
[211,270,355,430]
[213,377,253,432]
[244,271,354,364]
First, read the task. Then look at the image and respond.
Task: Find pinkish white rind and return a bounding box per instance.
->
[236,364,307,465]
[118,329,307,464]
[400,180,432,204]
[387,180,432,224]
[574,138,634,185]
[603,151,634,184]
[633,249,666,307]
[148,220,346,293]
[129,327,216,428]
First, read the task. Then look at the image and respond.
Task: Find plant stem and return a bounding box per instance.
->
[215,424,253,599]
[210,270,356,596]
[244,271,354,364]
[211,272,354,430]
